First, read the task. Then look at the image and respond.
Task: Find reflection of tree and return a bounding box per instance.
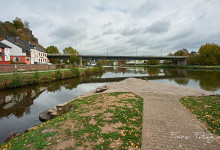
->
[119,68,126,74]
[62,78,81,90]
[147,68,160,76]
[187,71,220,91]
[173,78,189,85]
[0,85,46,118]
[47,83,61,92]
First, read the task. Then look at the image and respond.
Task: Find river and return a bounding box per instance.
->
[0,66,220,144]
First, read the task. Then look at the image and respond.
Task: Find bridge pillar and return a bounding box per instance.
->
[177,60,186,65]
[79,57,83,67]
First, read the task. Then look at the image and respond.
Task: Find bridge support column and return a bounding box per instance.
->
[177,60,186,65]
[79,57,83,67]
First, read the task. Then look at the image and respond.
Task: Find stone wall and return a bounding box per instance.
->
[0,64,70,73]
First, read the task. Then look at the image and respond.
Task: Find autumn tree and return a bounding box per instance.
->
[171,48,189,56]
[168,48,189,64]
[147,60,159,65]
[69,55,79,65]
[63,46,79,55]
[63,46,79,65]
[13,17,24,29]
[188,43,220,65]
[45,45,59,54]
[45,46,59,64]
[199,43,220,65]
[117,60,126,65]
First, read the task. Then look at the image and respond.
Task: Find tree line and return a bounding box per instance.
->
[45,45,79,65]
[169,43,220,66]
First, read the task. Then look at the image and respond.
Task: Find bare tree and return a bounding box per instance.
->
[24,20,30,29]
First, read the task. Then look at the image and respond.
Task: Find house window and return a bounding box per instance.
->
[13,57,20,62]
[26,57,30,61]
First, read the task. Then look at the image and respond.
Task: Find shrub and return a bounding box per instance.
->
[97,66,104,74]
[33,72,40,83]
[85,68,91,75]
[10,72,23,88]
[55,70,63,80]
[70,67,80,76]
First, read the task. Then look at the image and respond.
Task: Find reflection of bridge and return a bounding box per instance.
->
[47,54,188,66]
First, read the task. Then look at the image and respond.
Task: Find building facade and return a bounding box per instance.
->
[1,37,48,64]
[29,43,48,64]
[0,41,11,64]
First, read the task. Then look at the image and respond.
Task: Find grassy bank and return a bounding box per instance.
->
[123,64,220,70]
[0,92,143,149]
[180,96,220,135]
[0,66,104,90]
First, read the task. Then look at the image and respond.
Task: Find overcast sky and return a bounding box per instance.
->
[1,0,220,56]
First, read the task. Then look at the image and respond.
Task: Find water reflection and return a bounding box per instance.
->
[187,70,220,92]
[103,66,220,93]
[0,86,46,118]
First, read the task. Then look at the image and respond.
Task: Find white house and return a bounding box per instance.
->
[29,43,47,64]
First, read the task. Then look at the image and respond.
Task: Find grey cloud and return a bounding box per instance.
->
[121,27,141,36]
[167,28,194,42]
[145,21,170,34]
[50,26,87,49]
[126,36,150,47]
[133,0,158,17]
[91,35,101,40]
[103,22,112,28]
[103,29,115,35]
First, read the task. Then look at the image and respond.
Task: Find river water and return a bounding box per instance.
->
[0,66,220,144]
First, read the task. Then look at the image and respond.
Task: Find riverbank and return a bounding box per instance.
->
[1,78,219,149]
[0,92,143,149]
[123,64,220,70]
[0,66,104,90]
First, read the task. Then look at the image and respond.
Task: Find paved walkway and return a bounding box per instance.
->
[93,78,220,150]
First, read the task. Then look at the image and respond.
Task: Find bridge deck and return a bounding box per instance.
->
[47,54,188,60]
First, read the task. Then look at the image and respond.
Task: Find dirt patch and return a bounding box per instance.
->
[109,139,124,149]
[52,139,75,150]
[41,129,56,134]
[103,112,114,120]
[89,118,97,125]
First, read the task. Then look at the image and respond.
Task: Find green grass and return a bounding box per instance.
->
[180,96,220,135]
[0,92,143,149]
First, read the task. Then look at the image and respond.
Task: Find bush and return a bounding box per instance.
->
[85,68,91,75]
[10,72,23,88]
[55,70,63,80]
[147,60,159,65]
[97,66,104,74]
[70,67,80,76]
[33,72,40,83]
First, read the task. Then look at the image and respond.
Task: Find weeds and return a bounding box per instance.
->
[10,72,23,88]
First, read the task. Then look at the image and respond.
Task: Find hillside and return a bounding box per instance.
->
[0,18,44,49]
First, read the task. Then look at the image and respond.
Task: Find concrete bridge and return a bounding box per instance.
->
[47,54,188,66]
